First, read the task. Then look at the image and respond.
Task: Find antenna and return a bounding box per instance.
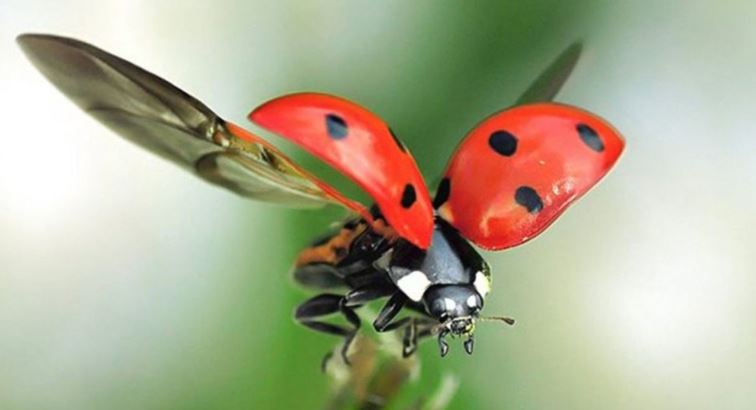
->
[478,316,516,326]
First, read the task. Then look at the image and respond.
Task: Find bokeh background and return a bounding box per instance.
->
[2,1,755,409]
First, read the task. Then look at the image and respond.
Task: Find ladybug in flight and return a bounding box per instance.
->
[18,34,624,364]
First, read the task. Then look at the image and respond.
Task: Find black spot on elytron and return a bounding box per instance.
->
[325,114,348,139]
[389,127,407,153]
[433,177,451,209]
[515,186,543,214]
[369,204,385,220]
[401,184,417,209]
[576,123,604,152]
[488,130,518,156]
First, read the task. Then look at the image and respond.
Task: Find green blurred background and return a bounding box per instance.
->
[2,1,755,409]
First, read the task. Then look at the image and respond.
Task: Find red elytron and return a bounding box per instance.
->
[251,93,434,249]
[437,103,625,250]
[19,34,625,360]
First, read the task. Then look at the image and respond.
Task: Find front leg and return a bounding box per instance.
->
[376,313,438,357]
[373,292,436,358]
[437,328,450,357]
[395,317,438,357]
[406,319,442,357]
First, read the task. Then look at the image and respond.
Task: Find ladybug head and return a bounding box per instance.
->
[424,285,482,324]
[422,285,480,355]
[423,285,515,356]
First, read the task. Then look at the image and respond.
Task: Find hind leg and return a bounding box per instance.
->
[295,294,360,366]
[292,263,345,289]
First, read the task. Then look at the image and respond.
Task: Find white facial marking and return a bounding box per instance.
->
[444,298,457,312]
[396,270,431,302]
[473,271,491,297]
[467,294,478,308]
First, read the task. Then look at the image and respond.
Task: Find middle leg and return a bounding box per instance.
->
[294,293,361,365]
[295,281,396,366]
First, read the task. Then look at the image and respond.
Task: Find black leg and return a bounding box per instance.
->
[438,328,450,357]
[373,292,408,331]
[370,294,438,358]
[338,300,361,365]
[400,323,439,358]
[343,283,395,307]
[370,316,421,358]
[295,294,342,319]
[381,317,411,332]
[372,292,439,358]
[402,319,418,357]
[294,293,361,366]
[292,263,345,289]
[320,352,334,373]
[416,323,436,340]
[393,317,439,357]
[299,320,352,336]
[464,335,474,355]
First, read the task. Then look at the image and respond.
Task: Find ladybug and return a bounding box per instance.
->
[18,34,624,364]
